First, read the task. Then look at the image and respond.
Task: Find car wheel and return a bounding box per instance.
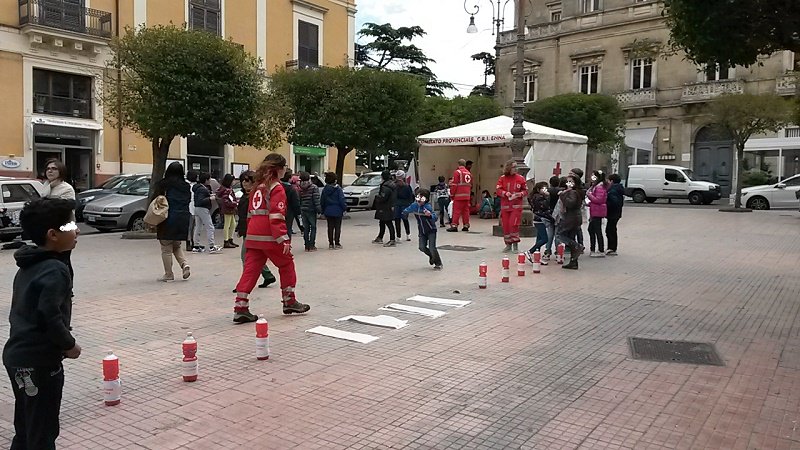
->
[128,213,147,232]
[702,198,714,205]
[688,192,704,205]
[632,190,646,203]
[746,196,770,210]
[645,197,657,203]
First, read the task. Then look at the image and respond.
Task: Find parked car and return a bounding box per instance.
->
[76,173,148,221]
[83,177,221,232]
[741,173,800,210]
[343,171,384,211]
[625,164,721,205]
[0,178,45,241]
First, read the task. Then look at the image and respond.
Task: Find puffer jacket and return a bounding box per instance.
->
[298,181,321,213]
[586,183,608,218]
[320,184,346,217]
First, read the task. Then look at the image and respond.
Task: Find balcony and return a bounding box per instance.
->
[681,80,743,104]
[34,94,91,119]
[615,88,656,109]
[19,0,112,42]
[776,73,797,96]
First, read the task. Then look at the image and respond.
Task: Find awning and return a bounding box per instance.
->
[293,145,326,157]
[417,115,588,147]
[624,127,657,151]
[744,137,800,151]
[31,116,104,130]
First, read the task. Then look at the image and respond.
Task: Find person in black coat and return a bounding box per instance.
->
[372,170,397,247]
[154,162,192,281]
[605,173,625,256]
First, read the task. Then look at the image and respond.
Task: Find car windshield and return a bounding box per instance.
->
[682,169,695,181]
[98,175,125,189]
[118,178,150,195]
[351,174,382,186]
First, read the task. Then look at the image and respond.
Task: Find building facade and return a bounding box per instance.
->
[0,0,357,188]
[495,0,799,195]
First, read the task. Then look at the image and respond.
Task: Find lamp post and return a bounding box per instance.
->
[465,0,511,98]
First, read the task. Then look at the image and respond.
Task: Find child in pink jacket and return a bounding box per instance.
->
[586,170,608,257]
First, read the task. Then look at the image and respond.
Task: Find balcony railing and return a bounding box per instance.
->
[776,73,797,96]
[681,80,743,104]
[614,88,656,109]
[19,0,112,39]
[34,94,92,119]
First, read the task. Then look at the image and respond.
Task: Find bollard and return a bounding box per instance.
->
[533,251,541,274]
[517,253,526,276]
[182,332,198,382]
[478,261,488,289]
[102,351,121,406]
[255,316,270,360]
[501,256,510,282]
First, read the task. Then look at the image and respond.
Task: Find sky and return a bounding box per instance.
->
[355,0,508,97]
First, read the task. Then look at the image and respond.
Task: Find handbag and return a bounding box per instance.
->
[144,195,169,226]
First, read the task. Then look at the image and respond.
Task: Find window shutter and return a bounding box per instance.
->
[206,10,219,34]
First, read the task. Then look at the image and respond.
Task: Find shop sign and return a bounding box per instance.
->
[1,159,21,169]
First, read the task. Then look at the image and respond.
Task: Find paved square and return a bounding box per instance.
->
[0,205,798,449]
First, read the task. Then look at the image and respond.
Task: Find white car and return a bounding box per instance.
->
[741,173,800,210]
[0,178,46,241]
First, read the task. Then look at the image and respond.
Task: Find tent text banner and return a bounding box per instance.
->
[417,135,508,146]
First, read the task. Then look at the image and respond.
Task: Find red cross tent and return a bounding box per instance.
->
[416,115,588,196]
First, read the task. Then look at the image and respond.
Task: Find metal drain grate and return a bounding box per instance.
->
[628,337,723,366]
[437,245,484,252]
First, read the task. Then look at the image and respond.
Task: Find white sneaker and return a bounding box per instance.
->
[208,246,223,254]
[589,251,599,257]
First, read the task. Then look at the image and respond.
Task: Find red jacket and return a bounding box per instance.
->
[495,174,528,211]
[450,166,472,201]
[245,181,290,250]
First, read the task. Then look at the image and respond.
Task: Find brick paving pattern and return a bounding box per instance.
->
[0,206,798,449]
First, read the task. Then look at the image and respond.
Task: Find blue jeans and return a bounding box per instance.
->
[301,210,317,248]
[545,220,555,255]
[529,222,548,254]
[419,232,442,266]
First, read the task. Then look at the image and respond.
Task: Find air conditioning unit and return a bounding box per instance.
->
[53,39,63,47]
[74,42,83,51]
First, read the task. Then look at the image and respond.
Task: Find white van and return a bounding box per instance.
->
[625,165,721,205]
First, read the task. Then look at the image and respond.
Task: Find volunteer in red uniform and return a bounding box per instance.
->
[232,153,310,323]
[448,159,473,232]
[496,159,528,253]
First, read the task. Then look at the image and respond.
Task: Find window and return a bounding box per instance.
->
[665,169,685,183]
[782,175,800,187]
[785,127,800,138]
[33,69,93,118]
[579,65,599,94]
[582,0,600,13]
[793,52,800,71]
[551,10,562,21]
[524,75,536,102]
[298,20,320,69]
[189,0,220,35]
[2,184,41,203]
[631,58,653,89]
[705,63,732,81]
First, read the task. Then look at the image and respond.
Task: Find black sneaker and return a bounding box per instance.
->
[446,227,458,232]
[283,301,311,314]
[433,264,443,270]
[233,310,259,323]
[259,277,276,288]
[461,227,470,232]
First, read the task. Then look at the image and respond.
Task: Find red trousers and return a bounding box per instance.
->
[234,244,296,312]
[451,200,471,228]
[501,209,522,244]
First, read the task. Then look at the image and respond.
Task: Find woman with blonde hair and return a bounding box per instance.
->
[231,153,310,323]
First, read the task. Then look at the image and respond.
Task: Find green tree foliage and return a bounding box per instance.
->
[708,94,793,208]
[523,94,625,153]
[469,51,496,97]
[356,22,454,97]
[270,67,426,184]
[104,25,288,195]
[418,96,502,136]
[664,0,800,67]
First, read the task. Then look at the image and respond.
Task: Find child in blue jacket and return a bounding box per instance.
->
[402,189,443,270]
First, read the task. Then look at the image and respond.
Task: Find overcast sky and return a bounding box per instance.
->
[355,0,508,97]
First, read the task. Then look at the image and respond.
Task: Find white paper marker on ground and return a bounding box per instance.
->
[305,326,379,344]
[379,303,447,319]
[406,295,471,308]
[336,315,409,329]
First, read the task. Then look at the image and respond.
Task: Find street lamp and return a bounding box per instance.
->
[463,0,511,37]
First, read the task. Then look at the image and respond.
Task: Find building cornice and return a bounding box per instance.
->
[291,0,328,15]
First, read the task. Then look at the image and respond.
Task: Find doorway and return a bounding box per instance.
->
[693,126,733,196]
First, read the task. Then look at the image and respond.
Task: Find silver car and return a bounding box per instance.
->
[343,171,384,211]
[741,173,800,210]
[0,178,45,241]
[83,177,222,232]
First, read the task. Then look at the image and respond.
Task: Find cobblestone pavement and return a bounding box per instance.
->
[0,206,799,449]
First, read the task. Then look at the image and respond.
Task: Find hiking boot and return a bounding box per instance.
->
[223,240,236,249]
[383,240,396,247]
[372,237,383,244]
[562,259,579,270]
[233,310,259,323]
[230,240,239,248]
[283,300,311,314]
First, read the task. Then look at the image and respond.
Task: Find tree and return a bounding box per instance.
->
[470,51,496,97]
[356,22,454,97]
[104,25,288,196]
[708,94,793,209]
[664,0,800,68]
[523,94,625,153]
[270,67,426,184]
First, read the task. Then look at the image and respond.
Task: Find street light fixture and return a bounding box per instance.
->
[466,16,478,34]
[463,0,512,37]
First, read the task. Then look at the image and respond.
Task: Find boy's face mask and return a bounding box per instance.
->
[566,181,575,189]
[415,195,427,203]
[540,188,548,194]
[591,175,597,182]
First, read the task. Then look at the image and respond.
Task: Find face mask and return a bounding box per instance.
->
[566,181,575,189]
[415,195,427,203]
[540,188,547,194]
[59,221,78,232]
[591,175,597,182]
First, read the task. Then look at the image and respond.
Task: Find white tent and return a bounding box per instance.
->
[417,116,588,196]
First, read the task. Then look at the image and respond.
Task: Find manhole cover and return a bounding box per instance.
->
[466,231,483,235]
[628,337,723,366]
[437,245,484,252]
[353,224,371,227]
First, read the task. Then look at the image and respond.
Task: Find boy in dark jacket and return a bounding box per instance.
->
[298,171,321,251]
[605,173,625,256]
[373,170,397,247]
[234,170,276,291]
[402,189,442,269]
[3,198,81,449]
